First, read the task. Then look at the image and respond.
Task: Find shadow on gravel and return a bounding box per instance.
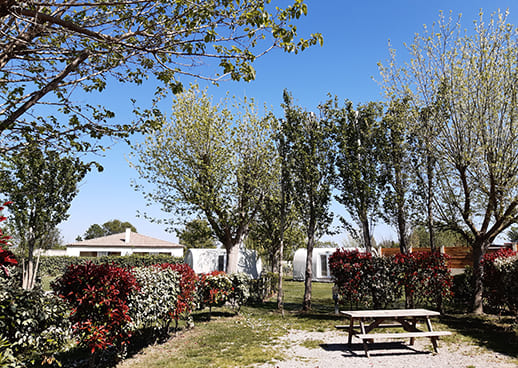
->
[320,342,430,357]
[440,314,518,358]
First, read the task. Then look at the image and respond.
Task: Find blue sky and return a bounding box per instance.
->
[59,0,518,245]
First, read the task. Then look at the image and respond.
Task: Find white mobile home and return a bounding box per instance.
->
[184,248,262,278]
[293,247,364,282]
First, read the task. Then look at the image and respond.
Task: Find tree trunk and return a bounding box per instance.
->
[277,238,284,313]
[302,233,315,311]
[426,153,436,251]
[361,215,372,253]
[471,238,489,314]
[226,242,240,274]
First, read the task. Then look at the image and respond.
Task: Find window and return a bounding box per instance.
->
[320,254,329,277]
[217,255,226,271]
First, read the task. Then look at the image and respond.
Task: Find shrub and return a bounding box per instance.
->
[158,263,198,329]
[249,272,279,303]
[197,271,233,312]
[127,266,180,335]
[482,248,518,314]
[394,251,452,311]
[329,249,375,307]
[0,286,71,367]
[52,262,139,360]
[452,266,474,310]
[229,273,251,311]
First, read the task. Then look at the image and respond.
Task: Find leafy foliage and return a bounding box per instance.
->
[52,262,139,356]
[177,219,216,249]
[157,263,198,329]
[131,86,278,273]
[127,266,180,335]
[0,286,71,367]
[197,271,233,312]
[0,1,321,154]
[482,248,518,314]
[329,249,452,311]
[280,90,335,310]
[0,144,88,264]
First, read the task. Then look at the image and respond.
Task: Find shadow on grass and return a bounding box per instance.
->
[441,314,518,358]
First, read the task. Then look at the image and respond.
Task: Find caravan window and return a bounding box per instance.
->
[217,255,225,271]
[320,254,329,277]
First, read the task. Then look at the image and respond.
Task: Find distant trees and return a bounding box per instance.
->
[78,220,137,241]
[178,219,217,249]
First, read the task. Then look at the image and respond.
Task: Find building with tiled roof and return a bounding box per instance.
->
[66,228,183,257]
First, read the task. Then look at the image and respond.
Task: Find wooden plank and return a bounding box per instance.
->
[357,331,451,340]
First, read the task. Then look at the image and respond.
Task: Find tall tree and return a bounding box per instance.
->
[281,90,334,311]
[0,1,322,154]
[381,99,414,254]
[178,219,217,249]
[380,11,518,314]
[0,143,88,266]
[322,98,385,253]
[131,86,277,273]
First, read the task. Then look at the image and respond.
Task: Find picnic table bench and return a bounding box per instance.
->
[339,309,452,357]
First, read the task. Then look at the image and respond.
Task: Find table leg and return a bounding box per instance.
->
[409,317,417,346]
[425,317,439,353]
[359,318,370,357]
[347,317,354,346]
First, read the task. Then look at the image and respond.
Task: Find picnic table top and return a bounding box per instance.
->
[340,308,441,318]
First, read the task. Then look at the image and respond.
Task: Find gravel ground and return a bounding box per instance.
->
[256,329,517,368]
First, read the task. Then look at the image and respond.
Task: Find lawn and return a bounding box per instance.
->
[116,280,518,368]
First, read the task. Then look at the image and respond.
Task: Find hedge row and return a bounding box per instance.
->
[329,249,452,311]
[39,254,183,276]
[0,257,269,367]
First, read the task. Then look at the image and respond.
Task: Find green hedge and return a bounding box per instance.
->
[39,254,183,276]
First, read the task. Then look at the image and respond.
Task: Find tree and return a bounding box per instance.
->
[131,86,277,273]
[80,220,137,240]
[178,219,217,249]
[6,223,64,252]
[380,11,518,314]
[322,98,385,253]
[281,90,334,311]
[0,143,88,277]
[0,1,322,154]
[380,99,414,254]
[507,226,518,243]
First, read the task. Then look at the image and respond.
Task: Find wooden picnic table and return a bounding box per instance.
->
[340,308,451,357]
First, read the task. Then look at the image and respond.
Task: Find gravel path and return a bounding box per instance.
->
[256,329,517,368]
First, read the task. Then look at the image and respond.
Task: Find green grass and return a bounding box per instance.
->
[113,279,517,368]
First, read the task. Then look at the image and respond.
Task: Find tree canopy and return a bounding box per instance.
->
[177,219,217,249]
[0,0,322,154]
[0,144,88,262]
[131,85,278,273]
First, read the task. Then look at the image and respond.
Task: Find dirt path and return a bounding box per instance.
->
[255,329,517,368]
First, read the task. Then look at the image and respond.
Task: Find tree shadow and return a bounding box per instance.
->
[440,314,518,358]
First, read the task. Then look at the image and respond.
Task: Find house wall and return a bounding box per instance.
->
[66,246,183,258]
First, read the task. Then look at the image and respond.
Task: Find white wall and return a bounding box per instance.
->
[66,246,183,257]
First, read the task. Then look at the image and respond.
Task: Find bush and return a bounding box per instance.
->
[229,273,251,311]
[482,248,518,314]
[52,262,139,360]
[127,266,180,335]
[452,266,474,310]
[493,255,518,315]
[0,286,71,367]
[197,271,233,312]
[394,251,452,311]
[158,263,198,329]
